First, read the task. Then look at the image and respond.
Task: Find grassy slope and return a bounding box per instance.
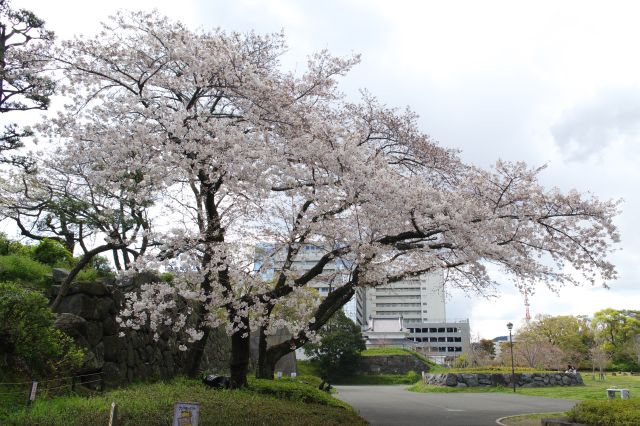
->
[1,377,367,426]
[410,373,640,401]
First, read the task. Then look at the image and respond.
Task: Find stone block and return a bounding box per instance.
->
[127,346,135,367]
[102,317,119,336]
[52,268,70,283]
[57,293,100,320]
[103,362,126,387]
[54,313,87,340]
[86,321,103,347]
[103,335,122,362]
[95,298,114,320]
[71,281,109,297]
[445,373,458,386]
[462,374,478,386]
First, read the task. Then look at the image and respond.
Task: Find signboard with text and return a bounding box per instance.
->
[173,402,200,426]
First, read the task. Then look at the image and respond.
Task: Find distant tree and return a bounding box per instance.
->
[592,309,640,367]
[303,310,365,381]
[513,331,564,370]
[520,315,593,367]
[0,0,54,166]
[478,338,495,357]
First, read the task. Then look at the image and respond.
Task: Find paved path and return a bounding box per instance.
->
[335,385,578,426]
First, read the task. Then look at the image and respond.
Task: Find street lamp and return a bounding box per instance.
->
[507,322,516,393]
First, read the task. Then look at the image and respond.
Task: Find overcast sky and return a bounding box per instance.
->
[18,0,640,339]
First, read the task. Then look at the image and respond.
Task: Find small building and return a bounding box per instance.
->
[362,316,412,348]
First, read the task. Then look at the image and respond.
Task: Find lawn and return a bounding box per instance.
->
[360,347,417,357]
[410,373,640,401]
[0,377,367,426]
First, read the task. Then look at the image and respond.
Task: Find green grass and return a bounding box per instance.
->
[1,377,367,426]
[410,373,640,401]
[333,371,421,385]
[360,348,434,366]
[361,347,416,357]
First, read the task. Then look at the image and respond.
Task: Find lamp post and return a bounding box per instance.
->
[507,322,516,393]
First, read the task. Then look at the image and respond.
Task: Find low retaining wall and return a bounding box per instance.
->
[360,355,430,375]
[424,372,583,388]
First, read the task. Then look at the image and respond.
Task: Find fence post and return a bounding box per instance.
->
[108,402,118,426]
[27,381,38,406]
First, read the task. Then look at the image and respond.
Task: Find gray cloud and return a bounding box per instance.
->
[551,89,640,160]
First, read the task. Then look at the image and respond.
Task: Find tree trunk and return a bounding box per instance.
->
[256,326,275,379]
[185,326,211,378]
[230,325,250,388]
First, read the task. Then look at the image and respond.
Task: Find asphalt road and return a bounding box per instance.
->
[335,385,578,426]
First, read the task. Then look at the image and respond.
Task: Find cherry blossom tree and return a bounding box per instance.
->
[41,11,620,388]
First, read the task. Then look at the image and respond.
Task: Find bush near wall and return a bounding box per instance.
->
[0,282,84,378]
[568,398,640,426]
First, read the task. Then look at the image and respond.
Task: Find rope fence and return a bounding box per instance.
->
[0,371,105,408]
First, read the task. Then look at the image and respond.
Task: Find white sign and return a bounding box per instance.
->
[29,381,38,401]
[173,402,200,426]
[276,371,282,379]
[290,372,297,378]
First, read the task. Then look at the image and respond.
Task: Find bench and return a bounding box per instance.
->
[606,388,630,399]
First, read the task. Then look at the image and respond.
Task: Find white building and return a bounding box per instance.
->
[362,272,446,325]
[361,271,471,361]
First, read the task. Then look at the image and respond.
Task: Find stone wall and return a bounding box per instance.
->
[359,354,430,375]
[423,372,584,388]
[51,271,229,387]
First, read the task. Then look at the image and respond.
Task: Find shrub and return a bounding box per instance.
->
[89,255,115,279]
[0,254,51,287]
[0,234,32,256]
[0,282,84,378]
[303,311,366,381]
[31,238,73,267]
[568,398,640,426]
[610,360,640,372]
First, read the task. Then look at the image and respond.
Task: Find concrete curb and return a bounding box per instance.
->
[495,413,587,426]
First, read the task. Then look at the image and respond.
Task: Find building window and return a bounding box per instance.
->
[438,337,445,342]
[447,337,454,342]
[455,347,462,352]
[430,337,437,342]
[447,347,455,352]
[438,328,445,333]
[429,328,437,333]
[454,337,461,342]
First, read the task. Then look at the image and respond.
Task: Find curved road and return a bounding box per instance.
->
[335,385,578,426]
